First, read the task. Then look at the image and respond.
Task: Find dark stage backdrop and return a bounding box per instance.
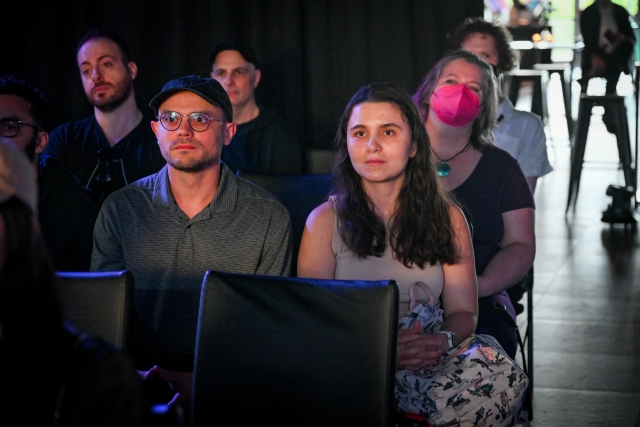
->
[4,0,482,155]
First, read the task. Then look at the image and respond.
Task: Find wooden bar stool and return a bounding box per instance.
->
[505,69,548,123]
[566,94,634,213]
[533,62,574,139]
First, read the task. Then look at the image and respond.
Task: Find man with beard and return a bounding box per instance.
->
[41,27,165,204]
[91,75,293,423]
[0,74,99,271]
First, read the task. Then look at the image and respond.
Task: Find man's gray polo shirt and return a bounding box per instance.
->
[91,162,292,369]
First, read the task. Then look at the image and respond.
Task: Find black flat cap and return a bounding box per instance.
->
[149,75,233,122]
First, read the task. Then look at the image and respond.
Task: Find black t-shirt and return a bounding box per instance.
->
[452,147,535,275]
[222,108,303,174]
[38,157,99,271]
[42,114,165,205]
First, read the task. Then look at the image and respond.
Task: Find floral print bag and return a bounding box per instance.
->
[395,283,530,427]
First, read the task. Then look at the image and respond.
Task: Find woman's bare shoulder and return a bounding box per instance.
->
[305,199,335,231]
[448,203,466,224]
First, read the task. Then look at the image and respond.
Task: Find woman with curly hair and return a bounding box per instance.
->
[297,82,477,372]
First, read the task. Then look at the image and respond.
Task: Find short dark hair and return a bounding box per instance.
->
[0,74,47,129]
[209,39,259,69]
[76,27,133,64]
[447,17,517,74]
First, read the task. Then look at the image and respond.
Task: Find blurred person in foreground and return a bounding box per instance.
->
[0,140,149,426]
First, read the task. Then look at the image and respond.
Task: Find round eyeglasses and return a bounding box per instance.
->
[0,119,44,138]
[157,111,226,132]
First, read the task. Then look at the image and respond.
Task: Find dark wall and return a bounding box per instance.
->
[3,0,482,151]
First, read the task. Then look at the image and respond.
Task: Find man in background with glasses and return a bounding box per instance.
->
[0,74,99,272]
[91,74,293,423]
[40,27,165,205]
[210,39,303,174]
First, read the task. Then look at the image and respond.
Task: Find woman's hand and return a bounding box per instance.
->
[397,322,447,371]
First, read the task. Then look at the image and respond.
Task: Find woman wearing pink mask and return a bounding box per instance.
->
[413,50,535,359]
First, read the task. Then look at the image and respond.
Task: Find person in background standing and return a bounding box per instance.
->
[578,0,635,134]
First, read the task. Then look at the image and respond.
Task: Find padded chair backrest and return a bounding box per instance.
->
[192,271,399,427]
[55,270,134,349]
[236,171,332,276]
[306,148,337,174]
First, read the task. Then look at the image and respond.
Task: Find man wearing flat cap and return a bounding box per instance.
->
[91,75,293,418]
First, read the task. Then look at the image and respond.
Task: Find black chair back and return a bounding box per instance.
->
[192,270,399,427]
[55,270,134,349]
[236,171,332,276]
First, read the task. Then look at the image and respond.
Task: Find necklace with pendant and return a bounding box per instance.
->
[433,141,472,177]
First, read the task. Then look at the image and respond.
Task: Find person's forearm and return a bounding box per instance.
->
[477,242,534,298]
[441,311,477,343]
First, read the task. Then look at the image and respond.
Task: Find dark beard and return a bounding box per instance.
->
[171,159,218,173]
[92,82,133,113]
[164,137,222,173]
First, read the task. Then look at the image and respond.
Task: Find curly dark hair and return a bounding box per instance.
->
[447,17,517,74]
[0,74,46,131]
[332,82,459,268]
[413,50,498,153]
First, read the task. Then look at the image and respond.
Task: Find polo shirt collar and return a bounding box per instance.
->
[497,96,516,121]
[209,162,238,214]
[151,162,238,215]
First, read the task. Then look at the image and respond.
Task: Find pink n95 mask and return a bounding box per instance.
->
[430,84,481,127]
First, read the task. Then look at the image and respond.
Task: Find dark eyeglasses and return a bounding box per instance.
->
[157,111,226,132]
[0,119,44,138]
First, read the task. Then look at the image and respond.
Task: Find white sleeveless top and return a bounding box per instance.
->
[331,209,444,319]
